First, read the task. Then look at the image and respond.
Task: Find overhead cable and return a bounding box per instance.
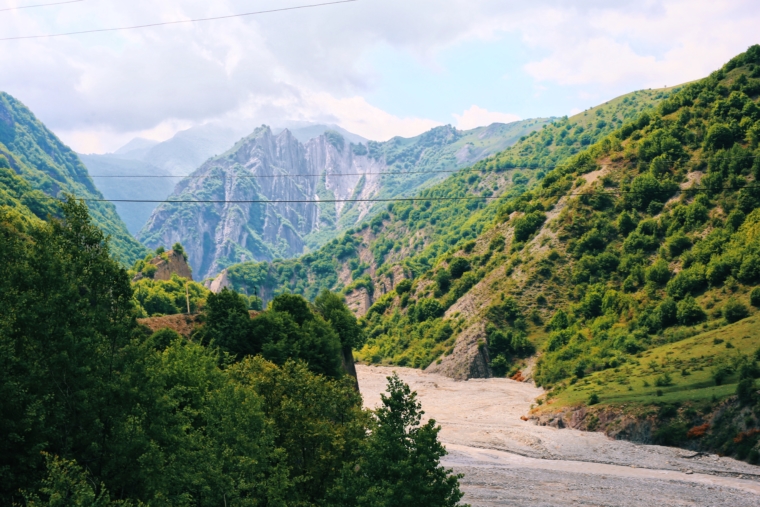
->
[0,0,358,41]
[24,183,760,205]
[0,0,83,12]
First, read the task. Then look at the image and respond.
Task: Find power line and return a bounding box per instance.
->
[0,0,83,12]
[0,0,358,41]
[87,169,473,179]
[25,184,760,205]
[84,153,760,180]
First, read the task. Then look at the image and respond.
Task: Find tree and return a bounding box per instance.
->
[315,289,366,350]
[328,374,467,507]
[252,294,343,378]
[201,288,257,357]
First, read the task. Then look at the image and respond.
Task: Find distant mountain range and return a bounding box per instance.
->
[136,119,551,280]
[79,123,369,235]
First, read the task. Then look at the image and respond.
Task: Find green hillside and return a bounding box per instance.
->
[220,84,673,311]
[0,93,147,265]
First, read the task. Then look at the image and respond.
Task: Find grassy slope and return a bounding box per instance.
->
[0,92,147,265]
[551,316,760,408]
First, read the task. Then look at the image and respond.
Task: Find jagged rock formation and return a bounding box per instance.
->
[140,120,546,280]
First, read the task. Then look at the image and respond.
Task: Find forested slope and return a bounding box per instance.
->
[353,46,760,460]
[0,199,465,506]
[0,92,147,264]
[219,83,675,357]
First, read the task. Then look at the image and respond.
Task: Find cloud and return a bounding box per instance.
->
[1,0,758,152]
[453,105,521,130]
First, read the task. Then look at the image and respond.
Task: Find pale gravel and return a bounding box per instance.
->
[357,365,760,506]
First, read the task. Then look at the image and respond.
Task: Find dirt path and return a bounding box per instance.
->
[357,365,760,506]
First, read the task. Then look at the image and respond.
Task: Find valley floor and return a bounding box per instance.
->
[356,365,760,506]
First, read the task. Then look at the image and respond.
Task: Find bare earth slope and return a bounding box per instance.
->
[357,365,760,506]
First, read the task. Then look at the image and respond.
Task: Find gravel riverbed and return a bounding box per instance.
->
[357,365,760,506]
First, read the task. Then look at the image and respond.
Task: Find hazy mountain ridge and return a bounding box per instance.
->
[0,92,147,265]
[140,119,551,279]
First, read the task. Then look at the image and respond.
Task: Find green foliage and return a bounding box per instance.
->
[1,202,464,505]
[723,298,750,323]
[416,298,445,322]
[0,93,147,265]
[132,275,208,317]
[328,374,466,507]
[395,279,412,294]
[315,289,366,350]
[512,211,546,242]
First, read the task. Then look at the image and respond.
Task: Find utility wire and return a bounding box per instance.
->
[24,184,760,205]
[88,169,473,179]
[84,154,760,180]
[0,0,358,41]
[0,0,83,12]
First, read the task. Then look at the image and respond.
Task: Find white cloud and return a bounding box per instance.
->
[453,105,521,130]
[1,0,759,152]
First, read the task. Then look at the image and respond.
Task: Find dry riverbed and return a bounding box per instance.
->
[357,365,760,506]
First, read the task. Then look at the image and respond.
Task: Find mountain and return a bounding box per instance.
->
[213,46,760,462]
[0,92,147,265]
[77,154,174,235]
[81,123,369,237]
[215,84,672,308]
[139,119,552,280]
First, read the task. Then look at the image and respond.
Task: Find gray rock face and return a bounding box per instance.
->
[140,119,552,280]
[139,126,384,279]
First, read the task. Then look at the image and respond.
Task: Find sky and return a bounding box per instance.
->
[0,0,758,153]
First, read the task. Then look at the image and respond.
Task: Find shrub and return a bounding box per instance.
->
[448,257,471,279]
[435,270,451,294]
[713,364,733,385]
[677,296,707,325]
[142,263,158,279]
[655,372,673,387]
[416,298,444,322]
[751,287,760,308]
[647,259,671,285]
[588,393,600,405]
[704,123,735,151]
[395,279,412,295]
[723,298,750,323]
[513,211,546,242]
[654,421,688,446]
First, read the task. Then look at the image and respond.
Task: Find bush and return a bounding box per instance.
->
[655,372,673,387]
[647,259,671,285]
[416,298,444,322]
[448,257,471,279]
[435,270,451,294]
[654,422,688,446]
[142,263,158,279]
[751,287,760,308]
[723,298,750,323]
[676,296,707,325]
[513,211,546,242]
[588,393,600,405]
[395,279,412,295]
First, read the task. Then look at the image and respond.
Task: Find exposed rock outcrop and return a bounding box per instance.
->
[425,323,493,380]
[133,250,193,282]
